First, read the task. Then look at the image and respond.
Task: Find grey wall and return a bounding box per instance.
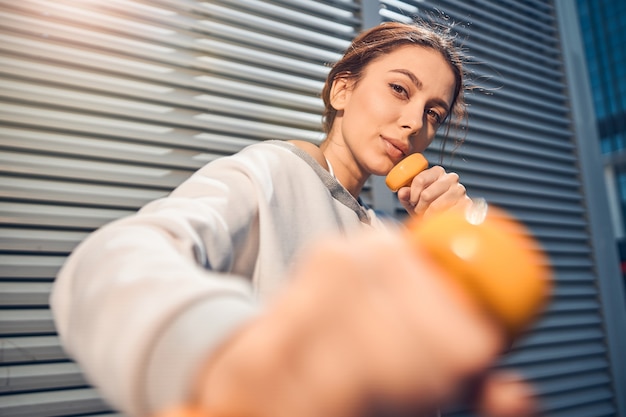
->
[1,1,624,416]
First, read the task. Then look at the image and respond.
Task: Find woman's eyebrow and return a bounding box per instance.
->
[390,69,452,110]
[390,69,422,89]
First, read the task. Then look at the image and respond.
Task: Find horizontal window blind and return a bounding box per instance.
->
[379,1,620,416]
[0,0,360,415]
[2,1,622,416]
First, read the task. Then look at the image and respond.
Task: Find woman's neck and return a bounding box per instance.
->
[319,139,368,198]
[288,139,368,198]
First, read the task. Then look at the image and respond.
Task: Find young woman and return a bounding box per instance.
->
[51,22,535,417]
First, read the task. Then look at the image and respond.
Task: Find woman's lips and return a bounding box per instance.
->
[382,136,408,160]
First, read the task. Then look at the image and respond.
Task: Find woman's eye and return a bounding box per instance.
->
[389,83,407,96]
[426,109,443,124]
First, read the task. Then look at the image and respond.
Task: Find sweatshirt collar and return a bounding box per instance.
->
[271,140,371,224]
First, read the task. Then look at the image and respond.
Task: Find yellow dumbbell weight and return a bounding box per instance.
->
[387,153,551,338]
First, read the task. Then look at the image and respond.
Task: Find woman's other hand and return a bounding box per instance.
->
[189,229,535,417]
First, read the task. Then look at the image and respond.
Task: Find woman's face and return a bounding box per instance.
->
[329,45,457,176]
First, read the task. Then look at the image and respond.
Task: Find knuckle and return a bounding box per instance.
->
[412,175,428,188]
[432,165,446,175]
[420,189,436,203]
[445,172,460,182]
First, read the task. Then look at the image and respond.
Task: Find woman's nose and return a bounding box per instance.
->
[400,109,423,136]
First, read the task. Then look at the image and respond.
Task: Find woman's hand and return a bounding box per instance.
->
[397,166,472,219]
[187,229,537,417]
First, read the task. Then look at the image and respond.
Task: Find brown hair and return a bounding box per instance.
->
[321,21,467,145]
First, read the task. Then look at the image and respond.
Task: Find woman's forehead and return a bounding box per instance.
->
[365,45,456,96]
[366,44,449,72]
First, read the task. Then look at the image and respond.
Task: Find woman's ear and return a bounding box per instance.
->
[329,75,353,111]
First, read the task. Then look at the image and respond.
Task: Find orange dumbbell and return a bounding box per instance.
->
[385,153,429,192]
[387,152,551,338]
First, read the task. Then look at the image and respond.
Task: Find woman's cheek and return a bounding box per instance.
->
[411,127,437,153]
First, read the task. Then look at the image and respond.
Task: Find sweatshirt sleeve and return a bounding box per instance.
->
[50,157,263,417]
